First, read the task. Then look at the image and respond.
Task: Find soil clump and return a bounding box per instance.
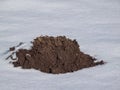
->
[11,36,104,74]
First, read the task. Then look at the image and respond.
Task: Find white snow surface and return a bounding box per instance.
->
[0,0,120,90]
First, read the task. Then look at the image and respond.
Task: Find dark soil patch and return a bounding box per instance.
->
[10,36,104,74]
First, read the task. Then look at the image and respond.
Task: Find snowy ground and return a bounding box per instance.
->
[0,0,120,90]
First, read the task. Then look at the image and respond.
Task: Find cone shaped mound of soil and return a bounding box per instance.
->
[12,36,104,74]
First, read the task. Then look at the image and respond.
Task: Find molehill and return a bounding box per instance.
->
[11,36,104,74]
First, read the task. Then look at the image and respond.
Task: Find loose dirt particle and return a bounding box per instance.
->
[9,47,15,51]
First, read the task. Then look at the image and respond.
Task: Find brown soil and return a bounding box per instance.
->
[9,47,15,51]
[11,36,104,74]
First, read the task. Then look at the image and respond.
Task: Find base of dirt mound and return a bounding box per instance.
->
[11,36,104,74]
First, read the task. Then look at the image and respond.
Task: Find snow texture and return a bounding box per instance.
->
[0,0,120,90]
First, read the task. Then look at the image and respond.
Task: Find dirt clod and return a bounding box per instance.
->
[11,36,104,74]
[9,47,15,51]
